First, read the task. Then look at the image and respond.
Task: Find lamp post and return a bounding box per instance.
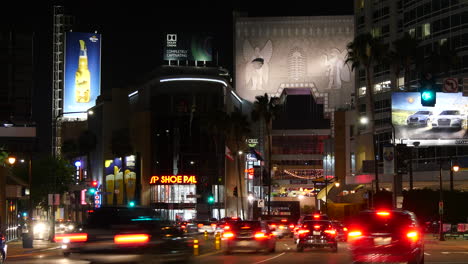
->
[361,116,379,192]
[450,158,459,192]
[438,159,445,241]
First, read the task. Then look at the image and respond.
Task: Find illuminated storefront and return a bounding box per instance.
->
[149,175,198,221]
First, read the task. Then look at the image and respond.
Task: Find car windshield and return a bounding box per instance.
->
[415,111,430,115]
[440,110,459,115]
[350,212,413,233]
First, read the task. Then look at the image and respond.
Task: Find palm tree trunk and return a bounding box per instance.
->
[366,66,379,192]
[266,124,272,216]
[236,141,245,220]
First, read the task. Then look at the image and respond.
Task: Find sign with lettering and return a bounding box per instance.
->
[149,175,198,185]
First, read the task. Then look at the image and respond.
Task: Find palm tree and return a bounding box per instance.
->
[204,110,228,219]
[251,93,281,215]
[78,130,97,180]
[390,33,420,90]
[227,111,250,220]
[346,33,385,191]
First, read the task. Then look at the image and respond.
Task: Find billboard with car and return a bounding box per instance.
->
[392,92,468,146]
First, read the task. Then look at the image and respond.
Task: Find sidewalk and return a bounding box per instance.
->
[424,233,468,250]
[6,239,59,257]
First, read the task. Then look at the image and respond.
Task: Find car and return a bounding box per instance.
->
[54,206,192,264]
[1,231,6,264]
[331,220,348,242]
[266,219,295,238]
[222,220,276,254]
[185,220,217,234]
[295,220,338,252]
[214,217,242,235]
[347,209,424,264]
[56,220,76,234]
[406,110,433,127]
[32,220,51,240]
[293,213,329,242]
[432,110,466,130]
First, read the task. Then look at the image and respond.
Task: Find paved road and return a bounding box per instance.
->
[6,236,468,264]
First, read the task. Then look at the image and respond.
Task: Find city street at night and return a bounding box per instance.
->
[6,235,468,264]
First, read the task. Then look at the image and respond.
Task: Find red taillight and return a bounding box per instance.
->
[348,231,362,238]
[289,224,295,229]
[224,225,230,230]
[297,229,310,235]
[254,232,267,239]
[376,211,391,217]
[343,227,348,232]
[313,214,320,219]
[407,231,419,241]
[281,219,287,222]
[181,225,186,229]
[211,223,217,228]
[324,229,336,235]
[114,234,150,245]
[198,224,204,228]
[223,232,234,239]
[54,233,88,243]
[270,224,277,228]
[314,225,321,229]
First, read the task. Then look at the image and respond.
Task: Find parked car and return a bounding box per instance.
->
[295,220,338,252]
[1,231,6,264]
[432,110,466,130]
[347,209,424,264]
[406,110,433,127]
[222,220,276,254]
[55,206,192,263]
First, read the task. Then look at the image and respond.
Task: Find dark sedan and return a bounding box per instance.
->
[54,207,192,264]
[223,220,276,254]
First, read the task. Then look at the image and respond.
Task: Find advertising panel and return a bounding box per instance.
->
[124,155,137,202]
[64,32,101,118]
[392,92,468,146]
[163,33,212,61]
[234,16,354,116]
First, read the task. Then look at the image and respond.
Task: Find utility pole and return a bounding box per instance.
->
[438,159,445,241]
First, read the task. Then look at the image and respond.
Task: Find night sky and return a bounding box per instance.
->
[3,1,353,153]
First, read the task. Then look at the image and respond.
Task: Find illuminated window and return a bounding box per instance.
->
[422,23,431,37]
[358,87,366,97]
[409,28,415,37]
[398,77,405,89]
[440,38,447,45]
[358,0,365,9]
[371,27,381,38]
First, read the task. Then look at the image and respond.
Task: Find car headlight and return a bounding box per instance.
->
[34,223,46,233]
[59,224,65,228]
[67,224,74,230]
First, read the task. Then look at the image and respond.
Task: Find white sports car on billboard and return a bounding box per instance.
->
[406,110,433,127]
[431,110,466,130]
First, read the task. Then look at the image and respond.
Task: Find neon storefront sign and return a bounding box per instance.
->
[149,175,197,185]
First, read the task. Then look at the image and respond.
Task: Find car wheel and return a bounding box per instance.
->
[296,245,303,252]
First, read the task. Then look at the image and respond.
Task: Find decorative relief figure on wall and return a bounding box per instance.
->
[323,48,351,90]
[243,39,273,91]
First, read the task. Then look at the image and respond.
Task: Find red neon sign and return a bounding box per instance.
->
[149,175,197,185]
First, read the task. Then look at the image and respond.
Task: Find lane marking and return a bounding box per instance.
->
[252,252,286,264]
[424,252,431,255]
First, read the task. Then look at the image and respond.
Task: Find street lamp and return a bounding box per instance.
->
[450,158,459,192]
[7,157,16,165]
[360,116,379,192]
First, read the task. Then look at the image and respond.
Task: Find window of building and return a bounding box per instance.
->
[371,27,381,38]
[351,152,356,174]
[358,0,365,9]
[359,86,366,97]
[422,23,431,38]
[440,38,447,46]
[398,77,405,89]
[409,28,416,37]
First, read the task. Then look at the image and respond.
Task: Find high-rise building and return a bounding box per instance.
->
[349,0,468,190]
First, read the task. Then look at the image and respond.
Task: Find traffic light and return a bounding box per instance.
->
[207,195,215,204]
[233,186,238,197]
[87,180,99,194]
[420,72,436,107]
[420,89,436,106]
[128,201,136,207]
